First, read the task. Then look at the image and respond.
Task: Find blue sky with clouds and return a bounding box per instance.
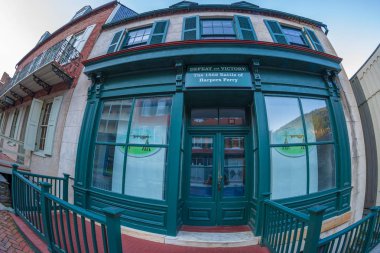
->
[0,0,379,78]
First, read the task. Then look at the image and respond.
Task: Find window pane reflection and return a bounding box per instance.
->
[309,144,336,193]
[271,146,307,199]
[224,137,245,197]
[190,137,213,197]
[97,100,132,143]
[301,99,333,142]
[124,147,167,200]
[92,145,123,193]
[129,97,172,145]
[265,97,304,144]
[219,108,246,125]
[191,109,218,126]
[191,108,246,126]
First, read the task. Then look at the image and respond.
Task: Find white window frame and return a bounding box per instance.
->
[36,100,53,152]
[24,96,63,156]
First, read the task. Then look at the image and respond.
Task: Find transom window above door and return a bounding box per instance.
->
[201,20,236,39]
[190,108,246,126]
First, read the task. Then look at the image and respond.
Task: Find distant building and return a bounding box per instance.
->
[351,44,380,209]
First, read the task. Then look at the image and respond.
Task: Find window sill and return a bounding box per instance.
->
[33,151,48,158]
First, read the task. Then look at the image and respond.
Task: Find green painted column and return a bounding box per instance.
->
[74,98,100,207]
[253,91,271,236]
[329,96,351,211]
[166,92,184,236]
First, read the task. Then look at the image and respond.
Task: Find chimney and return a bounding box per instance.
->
[0,72,11,85]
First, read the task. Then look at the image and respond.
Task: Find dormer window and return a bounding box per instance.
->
[281,26,309,48]
[183,15,257,41]
[122,26,152,48]
[72,6,92,21]
[265,19,325,52]
[201,20,236,40]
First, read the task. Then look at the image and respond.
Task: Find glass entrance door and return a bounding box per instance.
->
[184,133,249,226]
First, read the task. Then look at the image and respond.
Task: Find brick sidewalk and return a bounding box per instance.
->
[0,211,34,253]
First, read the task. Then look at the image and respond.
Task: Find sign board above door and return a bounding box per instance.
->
[185,66,252,88]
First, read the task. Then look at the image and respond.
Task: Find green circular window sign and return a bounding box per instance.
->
[118,146,160,158]
[273,128,306,157]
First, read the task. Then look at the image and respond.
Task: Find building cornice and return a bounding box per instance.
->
[83,40,342,67]
[103,4,327,31]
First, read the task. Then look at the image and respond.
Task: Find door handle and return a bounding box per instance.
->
[217,159,223,191]
[217,175,223,191]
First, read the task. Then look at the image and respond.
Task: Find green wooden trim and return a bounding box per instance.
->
[148,20,170,45]
[233,15,257,40]
[264,19,288,44]
[298,98,310,194]
[304,27,325,52]
[107,29,125,54]
[329,97,351,210]
[121,98,135,195]
[182,16,200,40]
[84,44,341,75]
[166,92,184,235]
[75,100,100,198]
[253,91,270,235]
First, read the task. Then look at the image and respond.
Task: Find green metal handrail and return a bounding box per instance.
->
[13,167,45,238]
[261,195,380,253]
[317,207,380,253]
[18,170,70,201]
[369,207,380,250]
[12,164,124,253]
[261,198,326,253]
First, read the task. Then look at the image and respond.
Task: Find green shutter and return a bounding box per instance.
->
[24,98,43,151]
[264,20,288,44]
[148,20,169,45]
[304,27,325,52]
[107,29,125,53]
[182,16,200,40]
[44,96,63,155]
[234,15,257,40]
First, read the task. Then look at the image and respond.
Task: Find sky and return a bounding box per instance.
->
[0,0,379,78]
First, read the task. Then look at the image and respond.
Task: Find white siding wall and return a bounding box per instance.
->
[351,46,380,206]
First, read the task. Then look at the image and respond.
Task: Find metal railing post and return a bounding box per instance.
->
[102,207,124,253]
[63,173,70,202]
[304,205,327,253]
[363,207,379,252]
[40,182,54,251]
[11,164,19,212]
[256,192,271,236]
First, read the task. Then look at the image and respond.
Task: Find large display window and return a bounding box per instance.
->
[91,96,172,200]
[265,96,336,199]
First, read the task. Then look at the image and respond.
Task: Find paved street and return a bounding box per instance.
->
[0,210,34,253]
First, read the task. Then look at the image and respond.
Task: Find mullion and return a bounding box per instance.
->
[126,143,168,148]
[103,103,112,140]
[298,97,310,195]
[122,98,136,195]
[95,141,126,146]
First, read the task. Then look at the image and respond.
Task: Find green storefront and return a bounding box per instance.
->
[74,40,351,236]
